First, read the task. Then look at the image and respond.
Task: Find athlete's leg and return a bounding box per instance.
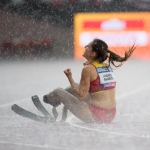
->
[43,84,90,106]
[43,85,92,122]
[53,88,94,123]
[65,85,90,104]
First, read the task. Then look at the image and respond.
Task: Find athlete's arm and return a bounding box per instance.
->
[78,66,91,100]
[64,66,91,100]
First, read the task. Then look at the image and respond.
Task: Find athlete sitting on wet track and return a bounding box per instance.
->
[43,38,136,123]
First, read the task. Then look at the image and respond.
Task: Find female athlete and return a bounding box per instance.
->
[43,38,136,123]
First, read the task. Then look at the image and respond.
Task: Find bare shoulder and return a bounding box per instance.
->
[82,64,95,73]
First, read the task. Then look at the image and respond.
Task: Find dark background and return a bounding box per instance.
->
[0,0,150,60]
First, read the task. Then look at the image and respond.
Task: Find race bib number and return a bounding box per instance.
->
[96,66,116,84]
[99,72,116,84]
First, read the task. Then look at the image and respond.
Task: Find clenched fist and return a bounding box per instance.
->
[64,68,72,77]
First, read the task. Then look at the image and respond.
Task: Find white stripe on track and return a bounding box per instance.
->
[0,94,43,108]
[0,141,87,150]
[0,84,149,108]
[0,98,30,108]
[116,84,150,100]
[0,141,48,148]
[67,116,150,139]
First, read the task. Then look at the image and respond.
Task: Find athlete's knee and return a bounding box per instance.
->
[43,89,61,107]
[53,88,64,96]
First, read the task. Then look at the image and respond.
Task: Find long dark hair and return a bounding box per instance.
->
[91,39,137,68]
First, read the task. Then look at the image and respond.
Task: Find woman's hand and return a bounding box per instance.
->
[64,68,72,78]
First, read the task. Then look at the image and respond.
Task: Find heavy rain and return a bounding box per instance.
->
[0,0,150,150]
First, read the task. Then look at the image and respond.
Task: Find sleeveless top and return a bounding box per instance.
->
[89,61,116,94]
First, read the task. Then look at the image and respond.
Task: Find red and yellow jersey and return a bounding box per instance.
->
[89,61,116,94]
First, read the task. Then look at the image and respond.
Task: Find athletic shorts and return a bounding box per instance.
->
[89,104,116,123]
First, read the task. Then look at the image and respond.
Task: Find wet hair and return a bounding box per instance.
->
[91,38,137,68]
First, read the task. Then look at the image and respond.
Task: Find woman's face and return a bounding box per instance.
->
[82,42,95,60]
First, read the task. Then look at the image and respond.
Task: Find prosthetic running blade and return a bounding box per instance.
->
[31,95,54,120]
[11,104,55,123]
